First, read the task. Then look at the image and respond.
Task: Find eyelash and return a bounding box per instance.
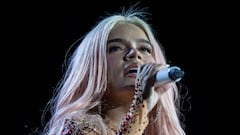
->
[108,46,152,54]
[140,47,152,53]
[108,46,122,53]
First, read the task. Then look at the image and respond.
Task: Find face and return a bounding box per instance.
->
[105,23,156,104]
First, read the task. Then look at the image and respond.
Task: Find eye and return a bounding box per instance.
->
[108,46,122,53]
[140,47,152,53]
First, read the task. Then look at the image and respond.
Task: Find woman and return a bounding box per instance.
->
[41,7,186,135]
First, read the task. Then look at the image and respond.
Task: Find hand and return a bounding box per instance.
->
[136,63,171,112]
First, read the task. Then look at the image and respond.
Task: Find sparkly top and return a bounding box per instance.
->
[61,77,149,135]
[61,103,149,135]
[61,114,106,135]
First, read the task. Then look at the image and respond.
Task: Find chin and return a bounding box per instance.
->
[124,79,135,87]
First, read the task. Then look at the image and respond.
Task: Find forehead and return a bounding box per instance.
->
[108,23,148,40]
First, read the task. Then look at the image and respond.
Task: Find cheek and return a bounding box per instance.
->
[107,54,122,65]
[107,56,117,67]
[107,55,121,75]
[144,55,156,63]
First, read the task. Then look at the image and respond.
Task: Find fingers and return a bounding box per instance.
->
[137,63,155,85]
[135,63,171,113]
[137,63,167,86]
[136,63,171,99]
[136,63,158,99]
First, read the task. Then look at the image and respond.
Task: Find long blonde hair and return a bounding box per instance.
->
[41,6,186,135]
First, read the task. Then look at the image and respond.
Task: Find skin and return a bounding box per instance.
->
[102,23,164,129]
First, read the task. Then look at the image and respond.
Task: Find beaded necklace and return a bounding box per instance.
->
[115,77,148,135]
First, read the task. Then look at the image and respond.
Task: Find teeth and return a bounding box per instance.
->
[128,68,138,73]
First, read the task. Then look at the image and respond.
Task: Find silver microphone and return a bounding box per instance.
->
[155,66,184,85]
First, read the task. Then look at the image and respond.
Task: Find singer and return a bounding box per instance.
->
[40,4,187,135]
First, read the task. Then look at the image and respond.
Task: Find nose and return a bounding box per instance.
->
[123,48,142,61]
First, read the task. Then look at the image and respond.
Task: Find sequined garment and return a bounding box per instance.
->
[62,78,149,135]
[61,114,104,135]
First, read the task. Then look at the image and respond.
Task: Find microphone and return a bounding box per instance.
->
[143,65,185,99]
[155,66,185,85]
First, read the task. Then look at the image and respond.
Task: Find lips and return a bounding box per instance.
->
[124,63,139,77]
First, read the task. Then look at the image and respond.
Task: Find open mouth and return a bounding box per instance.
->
[127,68,138,74]
[124,63,139,77]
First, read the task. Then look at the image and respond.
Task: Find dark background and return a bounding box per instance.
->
[10,0,223,134]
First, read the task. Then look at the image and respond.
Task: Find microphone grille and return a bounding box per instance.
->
[169,67,185,81]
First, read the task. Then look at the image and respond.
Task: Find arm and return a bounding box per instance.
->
[115,77,150,135]
[116,101,149,135]
[116,63,166,135]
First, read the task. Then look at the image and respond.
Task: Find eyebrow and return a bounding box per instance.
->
[107,38,152,45]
